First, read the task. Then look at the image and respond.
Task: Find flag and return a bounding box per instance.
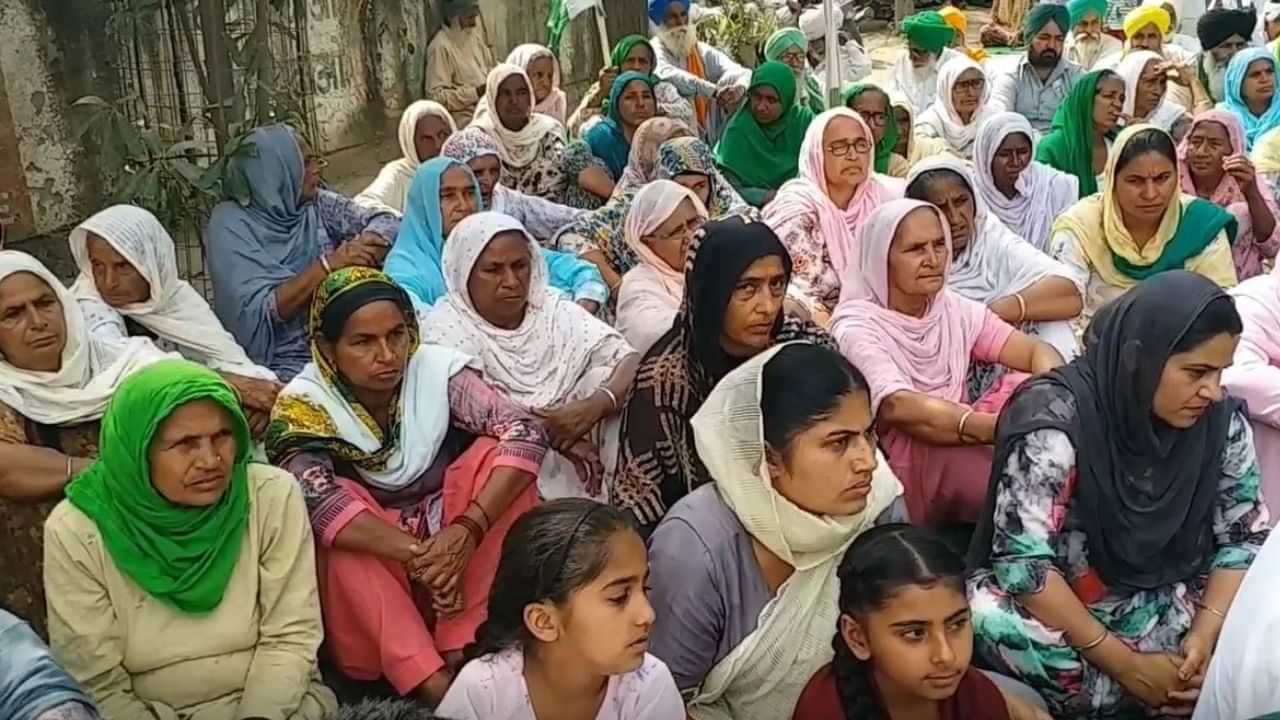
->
[548,0,603,54]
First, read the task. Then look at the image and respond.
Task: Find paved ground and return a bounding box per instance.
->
[324,6,997,197]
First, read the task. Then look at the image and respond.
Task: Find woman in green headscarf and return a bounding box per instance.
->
[715,61,817,207]
[567,34,696,137]
[844,82,904,175]
[1037,69,1126,198]
[765,28,824,113]
[44,359,339,720]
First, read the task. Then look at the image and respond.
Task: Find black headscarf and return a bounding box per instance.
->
[969,271,1242,591]
[1197,8,1256,50]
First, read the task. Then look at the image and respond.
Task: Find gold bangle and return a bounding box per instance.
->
[1014,292,1028,324]
[1197,602,1228,621]
[1073,627,1109,651]
[957,409,975,442]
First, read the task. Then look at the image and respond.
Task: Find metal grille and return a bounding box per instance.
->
[108,0,318,296]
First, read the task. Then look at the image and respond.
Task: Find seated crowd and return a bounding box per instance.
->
[14,0,1280,718]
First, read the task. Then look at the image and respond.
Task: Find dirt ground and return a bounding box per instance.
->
[323,6,996,197]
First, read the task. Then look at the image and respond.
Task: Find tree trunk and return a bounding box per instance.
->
[198,0,235,149]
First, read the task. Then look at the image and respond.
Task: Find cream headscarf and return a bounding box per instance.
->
[1052,123,1238,289]
[686,341,902,720]
[354,100,456,213]
[1115,50,1186,132]
[915,55,990,159]
[623,179,707,302]
[0,250,172,425]
[471,64,566,169]
[68,205,274,380]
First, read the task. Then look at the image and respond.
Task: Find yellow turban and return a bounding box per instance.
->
[1123,5,1171,37]
[939,6,968,34]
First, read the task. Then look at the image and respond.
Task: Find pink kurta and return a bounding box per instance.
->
[1223,273,1280,517]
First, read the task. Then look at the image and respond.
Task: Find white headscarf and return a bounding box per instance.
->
[354,100,456,213]
[1117,50,1188,131]
[421,212,633,409]
[624,179,706,301]
[915,55,990,159]
[888,46,961,115]
[471,64,565,169]
[906,156,1072,304]
[0,250,172,425]
[971,112,1080,251]
[68,205,274,380]
[687,341,902,719]
[505,44,566,123]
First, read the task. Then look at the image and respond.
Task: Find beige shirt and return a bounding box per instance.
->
[44,465,337,720]
[425,26,495,128]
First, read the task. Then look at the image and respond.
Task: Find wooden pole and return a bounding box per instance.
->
[593,3,611,63]
[824,0,841,107]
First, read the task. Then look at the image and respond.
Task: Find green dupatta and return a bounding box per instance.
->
[714,61,816,191]
[843,83,899,174]
[1037,70,1108,198]
[1112,198,1238,280]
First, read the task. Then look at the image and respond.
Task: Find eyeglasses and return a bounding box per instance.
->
[954,78,986,93]
[826,138,873,157]
[779,49,807,65]
[856,110,888,125]
[653,215,705,244]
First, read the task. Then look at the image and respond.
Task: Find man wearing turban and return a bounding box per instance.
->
[424,0,495,128]
[887,11,962,113]
[1196,7,1257,103]
[990,4,1084,132]
[647,0,750,144]
[939,7,990,61]
[799,6,872,94]
[1066,0,1124,69]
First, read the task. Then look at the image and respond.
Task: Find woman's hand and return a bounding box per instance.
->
[329,233,390,270]
[1224,154,1259,189]
[577,299,601,315]
[407,525,477,617]
[716,85,745,114]
[224,374,283,413]
[539,394,611,452]
[1114,651,1185,709]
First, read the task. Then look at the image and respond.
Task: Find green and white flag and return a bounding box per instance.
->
[548,0,603,54]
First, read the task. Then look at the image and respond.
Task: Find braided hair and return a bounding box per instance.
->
[463,498,636,663]
[831,524,967,720]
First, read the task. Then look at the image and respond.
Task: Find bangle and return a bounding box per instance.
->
[65,455,74,483]
[597,386,619,412]
[1197,602,1228,621]
[1014,292,1027,324]
[1073,627,1110,651]
[319,253,333,275]
[451,514,486,548]
[469,500,492,531]
[957,409,975,442]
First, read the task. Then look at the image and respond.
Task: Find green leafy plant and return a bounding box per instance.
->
[699,0,778,67]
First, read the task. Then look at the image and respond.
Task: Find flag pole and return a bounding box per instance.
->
[594,3,612,62]
[824,0,841,107]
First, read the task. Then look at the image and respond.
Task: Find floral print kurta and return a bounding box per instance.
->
[775,210,841,316]
[968,413,1270,718]
[503,133,570,205]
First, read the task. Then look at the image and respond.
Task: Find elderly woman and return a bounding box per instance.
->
[470,64,577,203]
[888,92,949,176]
[616,180,707,354]
[764,28,823,113]
[905,157,1083,364]
[844,83,908,178]
[266,268,548,705]
[968,271,1270,717]
[567,35,695,138]
[1181,110,1280,280]
[473,44,565,125]
[1223,269,1280,514]
[612,219,832,535]
[916,56,990,160]
[714,62,816,208]
[763,107,903,322]
[831,200,1064,526]
[384,159,606,311]
[355,100,456,214]
[0,251,171,634]
[1222,49,1280,155]
[1116,50,1194,139]
[441,127,587,245]
[45,360,339,720]
[68,205,279,434]
[1051,125,1238,335]
[973,113,1080,252]
[422,212,639,501]
[206,124,400,380]
[647,342,905,717]
[1037,69,1126,198]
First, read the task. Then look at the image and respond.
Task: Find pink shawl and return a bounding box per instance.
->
[623,179,707,300]
[762,107,904,281]
[1179,109,1280,280]
[829,198,991,413]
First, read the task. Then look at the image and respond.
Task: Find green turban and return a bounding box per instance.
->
[902,11,956,54]
[611,35,653,69]
[1068,0,1108,26]
[1024,3,1070,37]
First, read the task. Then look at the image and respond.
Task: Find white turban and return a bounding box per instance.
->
[799,6,843,40]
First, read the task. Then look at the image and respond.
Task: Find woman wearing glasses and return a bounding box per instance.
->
[763,107,904,325]
[915,56,991,161]
[615,180,709,354]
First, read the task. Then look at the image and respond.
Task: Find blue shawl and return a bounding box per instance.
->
[385,158,482,306]
[584,72,657,181]
[1222,48,1280,151]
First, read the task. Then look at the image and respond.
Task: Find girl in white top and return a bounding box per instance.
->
[437,498,684,720]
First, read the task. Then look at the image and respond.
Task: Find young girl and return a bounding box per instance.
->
[436,499,684,720]
[794,524,1038,720]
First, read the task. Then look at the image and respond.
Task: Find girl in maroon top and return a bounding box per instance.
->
[794,524,1020,720]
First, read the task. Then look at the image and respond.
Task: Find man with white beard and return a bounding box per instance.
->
[1065,0,1124,70]
[887,11,962,114]
[424,0,495,128]
[1195,7,1257,103]
[648,0,749,145]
